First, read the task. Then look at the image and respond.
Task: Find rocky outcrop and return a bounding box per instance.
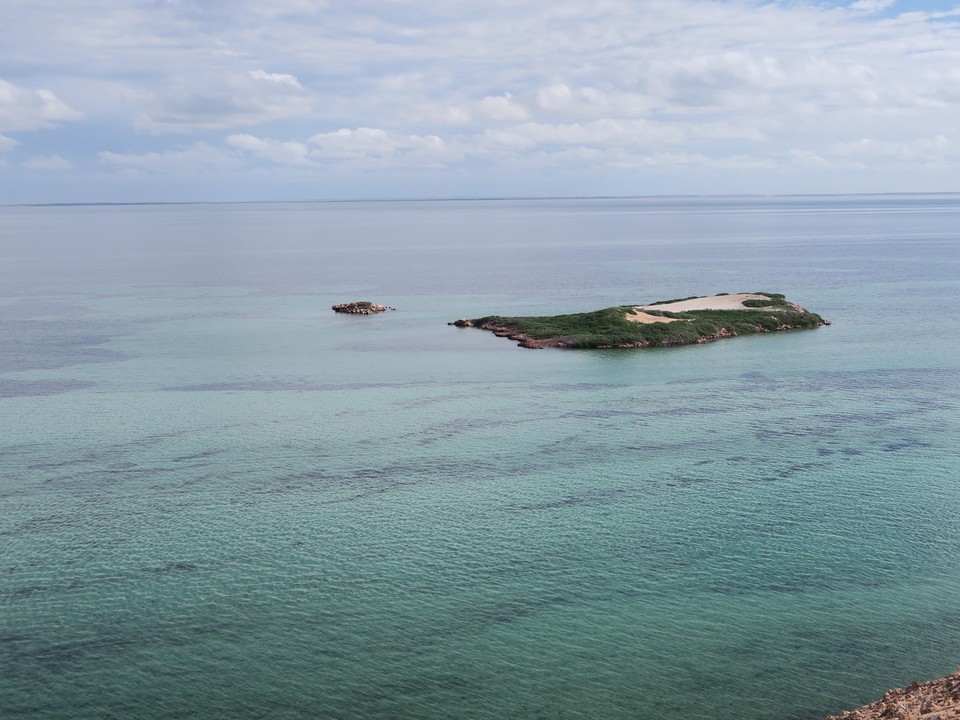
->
[449,319,564,348]
[449,318,819,350]
[332,301,394,315]
[828,669,960,720]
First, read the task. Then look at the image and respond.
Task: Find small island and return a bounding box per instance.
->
[450,292,829,349]
[332,301,394,315]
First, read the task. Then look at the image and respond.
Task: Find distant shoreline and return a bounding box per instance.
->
[5,191,959,209]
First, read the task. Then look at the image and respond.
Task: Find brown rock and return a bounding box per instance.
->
[828,668,960,720]
[332,301,393,315]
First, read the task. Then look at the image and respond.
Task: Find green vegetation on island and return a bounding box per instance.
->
[450,292,829,349]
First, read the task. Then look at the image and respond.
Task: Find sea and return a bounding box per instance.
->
[1,195,959,720]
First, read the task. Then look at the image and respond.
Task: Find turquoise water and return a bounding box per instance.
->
[1,196,959,719]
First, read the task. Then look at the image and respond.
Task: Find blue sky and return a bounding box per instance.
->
[2,0,960,202]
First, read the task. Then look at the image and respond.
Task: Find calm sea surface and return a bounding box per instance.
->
[1,196,959,719]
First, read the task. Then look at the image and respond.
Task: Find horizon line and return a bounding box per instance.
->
[4,190,960,209]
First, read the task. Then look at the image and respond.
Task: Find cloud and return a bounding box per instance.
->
[0,79,84,132]
[484,119,682,150]
[22,154,73,170]
[98,143,242,173]
[137,71,313,133]
[830,134,959,163]
[0,134,18,153]
[224,128,452,169]
[226,133,311,165]
[482,118,762,151]
[534,84,658,121]
[786,149,831,169]
[248,70,303,89]
[222,116,767,175]
[645,51,792,109]
[243,0,331,19]
[850,0,896,12]
[8,1,960,198]
[602,151,778,172]
[439,92,531,126]
[309,127,450,166]
[431,105,472,125]
[476,93,529,121]
[537,84,573,112]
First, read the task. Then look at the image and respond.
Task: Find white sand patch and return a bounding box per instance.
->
[637,293,775,313]
[625,310,683,324]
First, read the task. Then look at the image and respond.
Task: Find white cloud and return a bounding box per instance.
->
[787,149,831,169]
[309,128,399,158]
[483,119,680,149]
[22,154,73,170]
[0,134,19,153]
[7,1,960,197]
[309,127,449,166]
[222,127,453,169]
[245,0,330,19]
[476,93,529,121]
[604,151,777,172]
[536,84,657,120]
[98,143,242,173]
[850,0,896,12]
[482,117,762,151]
[437,93,530,127]
[138,72,313,133]
[0,79,84,132]
[437,106,472,125]
[537,84,573,112]
[226,133,311,165]
[248,70,303,89]
[830,134,958,163]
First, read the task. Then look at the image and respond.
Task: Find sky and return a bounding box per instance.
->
[2,0,960,203]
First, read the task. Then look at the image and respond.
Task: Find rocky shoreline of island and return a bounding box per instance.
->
[827,668,960,719]
[451,292,829,349]
[332,301,395,315]
[450,317,746,349]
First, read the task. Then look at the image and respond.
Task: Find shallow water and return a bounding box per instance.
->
[2,195,959,719]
